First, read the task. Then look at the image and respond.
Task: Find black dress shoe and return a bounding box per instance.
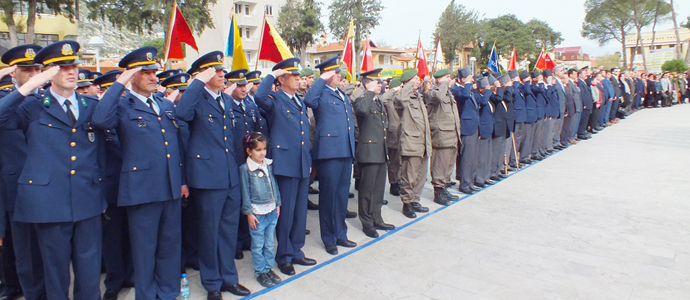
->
[235,251,244,260]
[292,257,316,266]
[410,202,429,213]
[266,270,282,283]
[103,289,118,300]
[498,173,508,178]
[325,246,338,255]
[349,192,355,198]
[507,166,517,172]
[207,290,222,300]
[221,283,251,296]
[363,227,379,238]
[354,180,360,190]
[307,200,319,210]
[278,262,295,275]
[402,204,417,218]
[256,273,274,288]
[443,189,459,201]
[374,222,395,230]
[519,159,532,165]
[473,183,485,188]
[489,176,502,181]
[336,239,357,247]
[446,181,457,187]
[308,186,319,194]
[389,184,400,196]
[305,229,310,235]
[433,197,452,206]
[459,187,474,194]
[346,210,357,218]
[383,199,388,205]
[485,179,497,185]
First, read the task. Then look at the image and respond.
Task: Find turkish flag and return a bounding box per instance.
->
[508,47,517,71]
[165,3,198,61]
[360,38,374,72]
[415,37,429,79]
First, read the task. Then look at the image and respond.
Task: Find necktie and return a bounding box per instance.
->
[216,96,224,111]
[375,98,383,111]
[64,99,76,125]
[292,96,302,109]
[146,98,157,114]
[239,101,245,113]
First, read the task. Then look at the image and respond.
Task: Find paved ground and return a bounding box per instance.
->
[116,104,690,299]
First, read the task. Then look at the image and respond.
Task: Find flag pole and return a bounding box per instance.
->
[255,13,267,71]
[163,1,178,68]
[431,36,439,75]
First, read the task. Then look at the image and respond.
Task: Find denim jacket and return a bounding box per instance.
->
[240,157,281,215]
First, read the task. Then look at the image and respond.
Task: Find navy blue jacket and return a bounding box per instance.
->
[477,88,495,139]
[175,80,240,189]
[521,81,537,123]
[92,83,183,206]
[103,128,121,205]
[491,87,509,138]
[230,98,261,167]
[451,83,481,136]
[531,82,548,119]
[512,82,527,123]
[303,78,355,161]
[546,85,559,118]
[0,89,106,223]
[245,96,270,138]
[254,75,311,179]
[0,87,26,214]
[503,87,516,133]
[578,79,594,110]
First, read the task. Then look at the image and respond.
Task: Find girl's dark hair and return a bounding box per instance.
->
[243,132,268,159]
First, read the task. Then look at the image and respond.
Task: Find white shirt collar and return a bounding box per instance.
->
[281,90,295,99]
[50,88,79,119]
[246,157,272,172]
[129,89,159,113]
[204,86,221,99]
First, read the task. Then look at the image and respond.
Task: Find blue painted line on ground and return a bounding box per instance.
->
[242,148,554,299]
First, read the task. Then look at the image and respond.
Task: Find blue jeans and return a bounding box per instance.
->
[250,209,278,276]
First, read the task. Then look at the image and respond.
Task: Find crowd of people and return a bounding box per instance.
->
[0,39,688,300]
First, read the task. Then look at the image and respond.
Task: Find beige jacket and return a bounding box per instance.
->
[394,81,432,157]
[426,81,461,148]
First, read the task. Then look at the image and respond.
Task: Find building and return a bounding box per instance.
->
[624,28,690,72]
[308,40,408,77]
[185,0,286,73]
[0,13,78,59]
[553,46,593,70]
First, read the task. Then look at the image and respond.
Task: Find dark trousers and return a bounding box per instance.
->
[531,119,544,156]
[577,109,592,136]
[518,122,533,161]
[193,187,240,291]
[552,117,564,147]
[181,197,199,273]
[560,115,574,145]
[236,215,251,255]
[1,213,20,294]
[316,158,353,247]
[103,205,133,292]
[34,215,102,300]
[127,200,181,300]
[274,176,309,264]
[490,136,507,178]
[609,99,620,119]
[589,107,600,130]
[6,214,45,300]
[358,162,387,229]
[458,131,478,190]
[475,137,491,185]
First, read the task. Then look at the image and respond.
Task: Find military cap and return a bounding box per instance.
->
[487,74,497,85]
[497,74,511,86]
[579,66,589,72]
[272,57,301,75]
[1,44,43,66]
[477,77,490,89]
[360,68,383,81]
[519,70,530,81]
[457,67,472,79]
[400,69,418,82]
[161,73,192,91]
[34,40,80,66]
[118,46,160,70]
[224,68,248,85]
[314,56,341,74]
[0,75,13,90]
[246,70,262,83]
[508,69,519,80]
[299,68,314,77]
[77,69,93,88]
[530,70,542,79]
[91,71,102,79]
[340,69,347,78]
[433,68,450,78]
[93,70,122,88]
[473,74,484,82]
[156,69,182,82]
[543,69,553,78]
[188,51,225,75]
[389,77,402,88]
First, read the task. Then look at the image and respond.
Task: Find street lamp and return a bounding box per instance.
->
[469,57,476,74]
[88,36,105,72]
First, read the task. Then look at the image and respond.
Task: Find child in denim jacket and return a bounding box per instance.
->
[239,132,282,287]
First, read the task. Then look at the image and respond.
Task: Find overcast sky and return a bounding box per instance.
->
[317,0,690,56]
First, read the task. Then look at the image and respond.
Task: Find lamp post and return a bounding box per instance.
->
[469,57,476,74]
[88,36,105,72]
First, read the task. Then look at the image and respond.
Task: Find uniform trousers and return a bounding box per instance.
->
[274,176,309,265]
[387,147,401,186]
[552,116,564,147]
[515,122,533,161]
[458,132,478,190]
[400,155,429,204]
[6,214,45,300]
[560,114,575,145]
[180,196,199,272]
[192,187,241,291]
[103,205,133,293]
[589,107,601,130]
[543,118,555,151]
[127,199,181,300]
[358,162,387,229]
[475,137,492,185]
[430,147,457,188]
[34,215,102,300]
[490,136,507,178]
[316,158,353,247]
[570,111,581,140]
[531,119,544,156]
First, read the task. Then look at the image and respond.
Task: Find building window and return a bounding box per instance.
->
[245,5,250,15]
[669,44,675,48]
[246,51,251,62]
[265,5,273,16]
[235,4,241,14]
[245,28,250,39]
[379,55,384,65]
[238,27,242,38]
[655,45,662,50]
[314,59,321,65]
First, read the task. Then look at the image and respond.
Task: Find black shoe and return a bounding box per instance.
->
[490,176,502,181]
[374,222,395,230]
[346,210,357,218]
[459,187,474,194]
[278,262,295,276]
[256,273,274,288]
[577,135,589,140]
[402,204,417,218]
[443,188,459,201]
[307,200,319,210]
[325,246,338,255]
[485,179,497,185]
[410,202,429,213]
[363,227,379,238]
[469,184,481,191]
[473,183,485,188]
[207,290,222,300]
[519,159,532,165]
[498,173,508,178]
[434,197,452,206]
[291,257,316,266]
[308,186,319,194]
[336,239,357,247]
[305,229,310,235]
[383,199,388,205]
[103,289,118,300]
[389,184,400,196]
[266,270,282,283]
[446,181,457,187]
[433,187,451,206]
[235,251,244,260]
[507,166,517,172]
[221,283,251,296]
[349,192,355,198]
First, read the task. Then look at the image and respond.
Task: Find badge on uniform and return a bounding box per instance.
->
[43,96,50,106]
[166,111,179,128]
[138,121,146,128]
[80,97,88,107]
[88,132,95,142]
[251,110,256,123]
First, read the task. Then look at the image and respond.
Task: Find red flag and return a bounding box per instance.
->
[508,47,517,71]
[543,53,556,70]
[165,2,198,61]
[534,49,555,71]
[341,20,356,82]
[257,16,293,65]
[360,38,374,72]
[415,37,429,79]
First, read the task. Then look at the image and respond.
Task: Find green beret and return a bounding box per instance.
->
[389,78,402,88]
[433,68,450,78]
[400,69,418,82]
[300,68,314,77]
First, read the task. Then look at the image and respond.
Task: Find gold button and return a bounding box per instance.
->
[224,137,227,141]
[384,137,387,139]
[347,118,350,121]
[225,149,229,153]
[164,141,169,146]
[384,128,387,131]
[327,134,330,137]
[70,170,75,175]
[29,180,32,184]
[167,154,171,158]
[161,129,165,133]
[301,112,304,115]
[99,178,102,181]
[369,140,372,143]
[196,155,200,158]
[72,128,76,133]
[138,116,142,119]
[158,117,162,121]
[209,114,212,117]
[244,122,247,125]
[382,121,385,123]
[301,131,304,135]
[71,156,76,161]
[277,145,280,149]
[348,127,351,130]
[132,167,137,171]
[224,115,226,119]
[302,141,305,145]
[223,126,227,130]
[70,142,76,147]
[106,129,110,133]
[300,121,304,125]
[48,124,52,127]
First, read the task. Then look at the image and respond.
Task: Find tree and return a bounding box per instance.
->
[596,53,622,69]
[661,59,688,73]
[328,0,383,62]
[526,19,563,51]
[277,0,323,64]
[669,0,681,59]
[142,38,166,61]
[0,0,75,47]
[477,15,539,61]
[432,0,480,72]
[630,0,671,70]
[684,15,690,63]
[581,0,633,69]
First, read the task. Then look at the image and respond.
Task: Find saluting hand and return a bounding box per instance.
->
[272,69,289,77]
[116,67,142,85]
[165,89,179,103]
[246,82,254,91]
[364,79,379,93]
[320,70,336,80]
[18,65,59,96]
[194,67,217,84]
[224,82,237,95]
[0,65,17,78]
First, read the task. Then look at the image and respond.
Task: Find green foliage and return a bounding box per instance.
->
[595,53,622,69]
[661,59,688,73]
[526,19,563,51]
[432,0,480,71]
[328,0,383,54]
[278,0,323,59]
[684,15,690,29]
[477,15,540,59]
[142,38,166,60]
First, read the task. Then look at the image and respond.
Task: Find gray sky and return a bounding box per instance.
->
[318,0,690,56]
